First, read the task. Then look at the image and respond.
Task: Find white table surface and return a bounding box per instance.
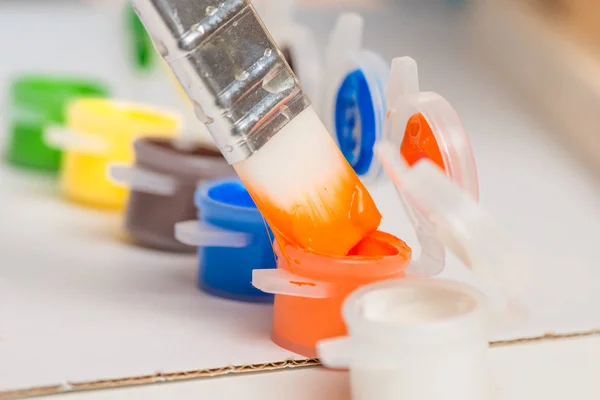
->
[1,1,600,399]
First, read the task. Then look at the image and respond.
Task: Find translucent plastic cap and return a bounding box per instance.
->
[385,57,479,198]
[376,59,528,296]
[374,57,480,278]
[378,147,529,297]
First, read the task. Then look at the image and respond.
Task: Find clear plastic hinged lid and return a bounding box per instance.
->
[385,57,479,197]
[321,13,390,183]
[253,0,321,101]
[377,56,481,278]
[377,57,529,298]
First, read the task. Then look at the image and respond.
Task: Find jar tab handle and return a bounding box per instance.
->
[252,268,332,298]
[175,220,251,248]
[108,164,176,196]
[44,125,108,154]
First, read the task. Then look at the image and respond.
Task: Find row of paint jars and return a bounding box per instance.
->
[1,0,324,308]
[183,47,523,400]
[4,84,270,303]
[4,12,527,400]
[5,50,500,360]
[108,51,524,400]
[3,78,275,300]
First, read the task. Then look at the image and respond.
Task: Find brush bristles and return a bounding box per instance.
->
[235,106,382,256]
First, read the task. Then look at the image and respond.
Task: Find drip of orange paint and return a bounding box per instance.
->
[400,113,446,171]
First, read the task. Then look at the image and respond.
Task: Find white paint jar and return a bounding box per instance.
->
[320,279,491,400]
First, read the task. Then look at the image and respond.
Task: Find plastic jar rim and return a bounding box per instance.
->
[342,278,488,344]
[66,98,180,141]
[274,231,412,284]
[10,75,109,123]
[195,178,264,224]
[11,75,109,106]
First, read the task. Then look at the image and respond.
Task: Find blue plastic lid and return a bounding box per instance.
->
[335,69,376,176]
[322,13,389,183]
[177,179,271,249]
[205,180,256,208]
[195,178,265,226]
[332,54,388,182]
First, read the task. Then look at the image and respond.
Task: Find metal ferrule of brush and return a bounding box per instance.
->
[130,0,311,164]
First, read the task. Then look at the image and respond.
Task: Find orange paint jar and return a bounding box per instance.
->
[253,231,411,358]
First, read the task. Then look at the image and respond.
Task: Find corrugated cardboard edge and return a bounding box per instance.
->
[1,329,598,400]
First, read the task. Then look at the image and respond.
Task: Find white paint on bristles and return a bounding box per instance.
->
[235,106,350,216]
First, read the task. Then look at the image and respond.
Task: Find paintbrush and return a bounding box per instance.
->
[130,0,381,255]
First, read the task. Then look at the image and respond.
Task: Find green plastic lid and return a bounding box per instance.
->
[10,75,110,124]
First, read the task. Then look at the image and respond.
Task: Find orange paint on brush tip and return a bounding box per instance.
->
[400,112,446,170]
[234,106,382,257]
[240,161,382,257]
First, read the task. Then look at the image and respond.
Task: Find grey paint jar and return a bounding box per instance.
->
[110,137,235,252]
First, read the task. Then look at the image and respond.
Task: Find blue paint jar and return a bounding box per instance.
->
[175,178,275,303]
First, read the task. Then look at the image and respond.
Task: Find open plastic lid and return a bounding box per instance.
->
[371,56,480,277]
[385,57,479,198]
[376,59,528,297]
[321,13,390,183]
[253,0,321,101]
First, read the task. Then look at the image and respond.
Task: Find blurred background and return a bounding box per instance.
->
[0,0,599,176]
